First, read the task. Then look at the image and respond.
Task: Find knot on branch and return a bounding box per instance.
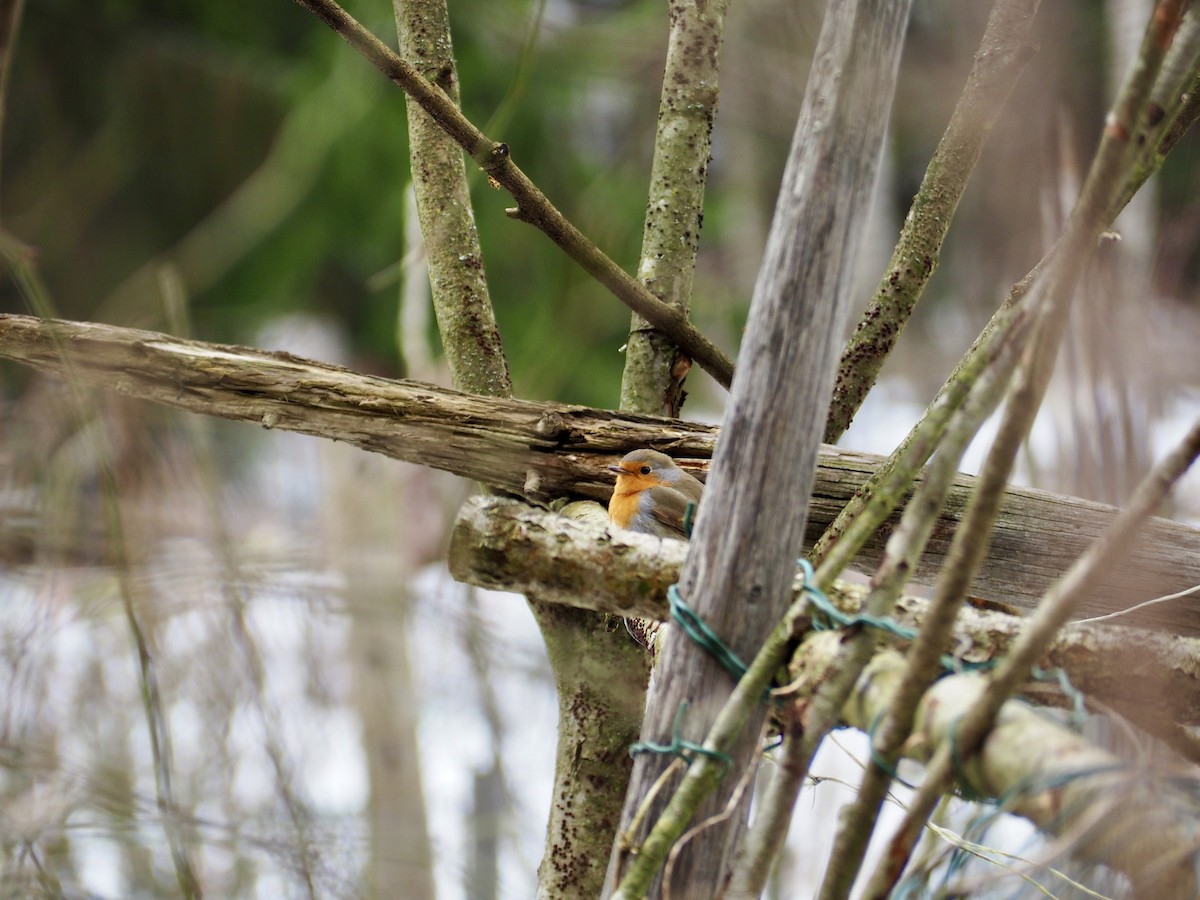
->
[476,141,509,171]
[534,411,570,440]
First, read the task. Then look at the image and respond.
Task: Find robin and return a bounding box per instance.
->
[607,449,704,539]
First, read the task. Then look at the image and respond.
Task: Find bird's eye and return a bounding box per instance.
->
[640,465,652,475]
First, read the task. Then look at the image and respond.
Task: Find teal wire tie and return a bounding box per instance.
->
[668,584,749,681]
[651,563,1093,794]
[799,559,916,644]
[1032,665,1087,727]
[866,711,918,790]
[800,560,997,676]
[630,702,733,774]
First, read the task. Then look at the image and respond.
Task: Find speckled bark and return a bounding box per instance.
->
[606,4,731,859]
[528,600,649,897]
[620,0,727,417]
[394,0,510,397]
[391,0,647,892]
[526,505,650,900]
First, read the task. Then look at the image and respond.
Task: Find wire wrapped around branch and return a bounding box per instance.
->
[790,633,1200,898]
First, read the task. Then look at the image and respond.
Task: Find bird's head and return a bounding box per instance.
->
[607,449,681,493]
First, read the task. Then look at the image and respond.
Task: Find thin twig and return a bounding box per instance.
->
[3,245,203,898]
[661,727,763,898]
[1074,581,1200,624]
[810,5,1200,581]
[610,1,914,891]
[726,714,806,896]
[609,616,793,899]
[733,285,1032,899]
[799,12,1200,892]
[0,0,25,219]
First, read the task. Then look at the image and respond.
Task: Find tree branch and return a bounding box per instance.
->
[455,491,1200,892]
[620,0,728,417]
[812,4,1200,588]
[824,0,1043,442]
[290,0,734,388]
[392,0,509,397]
[448,495,1200,752]
[607,2,914,892]
[5,313,1200,635]
[860,2,1194,888]
[754,281,1031,900]
[795,635,1200,899]
[867,408,1200,898]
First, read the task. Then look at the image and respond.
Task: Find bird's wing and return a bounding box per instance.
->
[674,473,704,504]
[641,485,698,539]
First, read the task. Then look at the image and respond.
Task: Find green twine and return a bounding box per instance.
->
[668,584,748,681]
[798,559,1092,800]
[641,558,1089,792]
[629,588,750,771]
[801,559,924,644]
[630,702,733,773]
[866,711,918,790]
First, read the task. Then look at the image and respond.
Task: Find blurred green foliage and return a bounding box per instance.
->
[3,0,677,407]
[3,0,1199,410]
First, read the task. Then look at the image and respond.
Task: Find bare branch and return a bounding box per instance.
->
[795,635,1200,899]
[6,313,1200,635]
[392,0,509,397]
[812,3,1200,593]
[748,274,1031,899]
[866,412,1200,897]
[825,0,1043,442]
[449,495,1200,748]
[608,3,915,891]
[621,0,728,417]
[862,1,1195,889]
[290,0,734,388]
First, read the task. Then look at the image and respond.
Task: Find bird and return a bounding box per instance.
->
[607,449,704,540]
[607,450,704,652]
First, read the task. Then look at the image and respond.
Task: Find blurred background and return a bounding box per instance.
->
[2,0,1200,896]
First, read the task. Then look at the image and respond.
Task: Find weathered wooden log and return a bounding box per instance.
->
[449,495,1200,751]
[3,313,1199,634]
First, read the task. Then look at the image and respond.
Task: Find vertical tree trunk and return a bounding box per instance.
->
[620,0,728,417]
[392,2,656,895]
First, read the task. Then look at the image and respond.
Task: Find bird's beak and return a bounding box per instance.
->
[607,464,625,475]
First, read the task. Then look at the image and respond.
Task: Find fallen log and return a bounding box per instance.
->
[448,495,1200,751]
[3,313,1199,634]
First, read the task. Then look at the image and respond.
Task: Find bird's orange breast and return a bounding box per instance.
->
[608,488,643,529]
